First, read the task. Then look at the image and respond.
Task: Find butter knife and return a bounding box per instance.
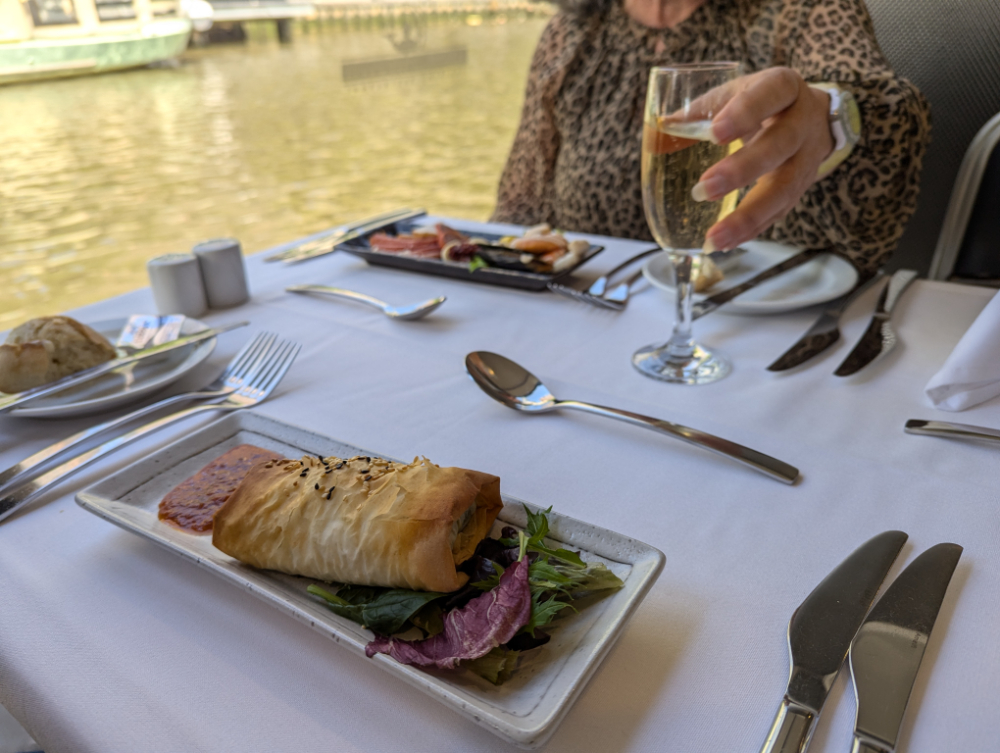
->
[848,543,963,753]
[264,208,426,263]
[767,271,885,372]
[834,269,918,377]
[904,419,1000,445]
[760,530,908,753]
[692,247,825,320]
[0,321,247,414]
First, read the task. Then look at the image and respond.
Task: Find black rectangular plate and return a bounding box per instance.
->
[338,219,604,291]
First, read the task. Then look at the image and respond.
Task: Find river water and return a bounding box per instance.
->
[0,14,549,326]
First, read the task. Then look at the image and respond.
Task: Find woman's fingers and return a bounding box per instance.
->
[694,73,835,248]
[693,116,805,202]
[705,155,814,250]
[711,68,802,145]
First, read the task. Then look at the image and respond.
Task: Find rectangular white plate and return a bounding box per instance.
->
[76,412,665,748]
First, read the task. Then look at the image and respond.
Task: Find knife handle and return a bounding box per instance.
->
[882,269,918,313]
[850,736,891,753]
[692,247,824,320]
[760,699,817,753]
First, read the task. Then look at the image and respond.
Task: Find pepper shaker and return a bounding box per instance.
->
[146,253,208,318]
[192,238,250,308]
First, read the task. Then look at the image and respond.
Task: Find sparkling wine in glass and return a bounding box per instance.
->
[633,62,741,385]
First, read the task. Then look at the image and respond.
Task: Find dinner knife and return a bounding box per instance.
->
[264,208,427,264]
[0,321,247,414]
[834,269,918,377]
[767,271,885,372]
[692,247,825,320]
[848,543,963,753]
[904,418,1000,445]
[760,530,908,753]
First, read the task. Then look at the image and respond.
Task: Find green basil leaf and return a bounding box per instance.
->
[307,584,365,624]
[308,584,445,635]
[360,589,446,635]
[332,585,383,605]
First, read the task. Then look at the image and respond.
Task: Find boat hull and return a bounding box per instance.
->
[0,18,192,85]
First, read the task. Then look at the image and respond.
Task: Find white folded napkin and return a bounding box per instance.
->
[926,290,1000,411]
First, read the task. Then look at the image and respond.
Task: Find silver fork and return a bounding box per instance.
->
[0,332,279,493]
[602,268,646,305]
[586,246,661,297]
[546,281,624,310]
[0,336,300,525]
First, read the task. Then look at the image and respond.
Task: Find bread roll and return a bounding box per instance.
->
[0,316,116,393]
[213,455,503,592]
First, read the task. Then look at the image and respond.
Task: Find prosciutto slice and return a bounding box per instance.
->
[368,232,441,258]
[365,558,531,669]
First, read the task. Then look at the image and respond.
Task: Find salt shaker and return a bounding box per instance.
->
[146,253,208,318]
[192,238,250,309]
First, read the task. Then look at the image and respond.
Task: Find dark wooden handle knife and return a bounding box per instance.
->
[692,247,826,320]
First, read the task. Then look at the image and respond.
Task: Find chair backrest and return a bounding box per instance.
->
[930,113,1000,282]
[863,0,1000,277]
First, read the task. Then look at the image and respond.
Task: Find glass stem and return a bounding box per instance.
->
[667,252,696,359]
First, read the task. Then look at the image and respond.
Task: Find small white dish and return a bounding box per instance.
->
[643,240,859,315]
[76,412,665,749]
[11,317,215,419]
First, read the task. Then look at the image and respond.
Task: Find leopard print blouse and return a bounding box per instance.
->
[491,0,931,274]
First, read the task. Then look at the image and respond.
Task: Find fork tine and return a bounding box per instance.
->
[223,332,279,384]
[258,343,301,397]
[219,332,270,380]
[238,339,300,400]
[238,339,290,395]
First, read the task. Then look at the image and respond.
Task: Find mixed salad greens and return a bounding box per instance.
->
[307,506,623,684]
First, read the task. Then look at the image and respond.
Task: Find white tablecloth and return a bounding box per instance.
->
[2,220,998,753]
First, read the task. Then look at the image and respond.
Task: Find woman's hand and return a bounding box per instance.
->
[692,67,834,252]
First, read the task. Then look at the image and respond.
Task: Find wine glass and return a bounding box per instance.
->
[633,62,741,385]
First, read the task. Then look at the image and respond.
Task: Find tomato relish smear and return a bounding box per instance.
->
[158,444,284,533]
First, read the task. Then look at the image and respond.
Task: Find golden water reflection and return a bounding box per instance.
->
[0,17,548,326]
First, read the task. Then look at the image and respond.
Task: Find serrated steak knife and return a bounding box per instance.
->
[834,269,918,376]
[767,272,884,372]
[760,530,908,753]
[848,543,963,753]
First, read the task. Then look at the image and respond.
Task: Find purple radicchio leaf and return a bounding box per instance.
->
[365,557,531,669]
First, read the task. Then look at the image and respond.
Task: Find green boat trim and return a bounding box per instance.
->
[0,0,192,87]
[0,17,191,84]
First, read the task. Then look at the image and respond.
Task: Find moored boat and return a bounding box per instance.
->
[0,0,192,84]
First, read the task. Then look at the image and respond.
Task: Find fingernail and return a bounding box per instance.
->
[711,118,733,145]
[691,177,724,202]
[707,228,734,251]
[702,237,716,255]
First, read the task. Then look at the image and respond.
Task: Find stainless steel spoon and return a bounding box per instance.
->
[287,285,446,320]
[465,351,799,484]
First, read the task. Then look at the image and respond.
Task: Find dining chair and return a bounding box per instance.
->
[928,112,1000,283]
[863,0,1000,277]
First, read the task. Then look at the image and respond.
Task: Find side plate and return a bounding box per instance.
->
[75,412,664,749]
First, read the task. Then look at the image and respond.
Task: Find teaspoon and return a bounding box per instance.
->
[465,351,799,484]
[287,285,445,320]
